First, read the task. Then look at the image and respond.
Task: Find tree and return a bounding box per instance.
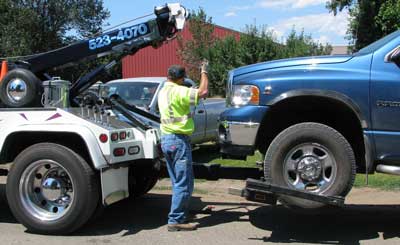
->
[326,0,400,51]
[376,0,400,35]
[284,29,332,57]
[0,0,37,56]
[206,26,281,96]
[238,25,283,64]
[0,0,109,56]
[208,27,332,96]
[0,0,115,81]
[177,8,214,82]
[207,36,242,96]
[179,9,332,96]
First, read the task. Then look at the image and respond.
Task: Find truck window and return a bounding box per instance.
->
[106,82,159,108]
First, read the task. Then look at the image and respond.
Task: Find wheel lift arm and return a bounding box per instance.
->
[229,178,345,207]
[160,162,345,207]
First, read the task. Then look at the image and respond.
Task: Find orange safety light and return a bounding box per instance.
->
[250,86,260,105]
[0,61,8,82]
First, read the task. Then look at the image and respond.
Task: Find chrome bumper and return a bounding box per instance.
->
[219,121,260,146]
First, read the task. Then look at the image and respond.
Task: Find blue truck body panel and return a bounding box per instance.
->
[219,106,269,123]
[234,54,372,123]
[220,30,400,167]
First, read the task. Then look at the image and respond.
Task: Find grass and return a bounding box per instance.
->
[194,179,207,183]
[354,173,400,191]
[192,144,260,168]
[192,144,400,191]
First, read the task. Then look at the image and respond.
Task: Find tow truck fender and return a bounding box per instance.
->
[1,124,108,169]
[1,124,131,205]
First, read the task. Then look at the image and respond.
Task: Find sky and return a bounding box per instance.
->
[103,0,350,45]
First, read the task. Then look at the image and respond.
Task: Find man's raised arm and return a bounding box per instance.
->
[197,60,209,98]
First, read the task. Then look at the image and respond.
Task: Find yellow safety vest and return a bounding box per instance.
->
[158,82,199,135]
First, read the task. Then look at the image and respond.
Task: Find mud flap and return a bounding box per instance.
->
[100,167,129,205]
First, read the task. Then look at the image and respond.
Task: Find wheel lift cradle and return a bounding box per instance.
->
[163,163,345,207]
[232,178,345,207]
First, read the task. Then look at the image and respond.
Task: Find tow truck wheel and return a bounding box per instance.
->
[264,123,356,210]
[0,68,41,108]
[6,143,99,234]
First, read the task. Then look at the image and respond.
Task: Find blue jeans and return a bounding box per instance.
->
[161,134,194,224]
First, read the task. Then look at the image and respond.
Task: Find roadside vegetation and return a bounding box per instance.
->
[178,9,332,97]
[327,0,400,51]
[0,0,120,82]
[354,173,400,191]
[179,1,400,96]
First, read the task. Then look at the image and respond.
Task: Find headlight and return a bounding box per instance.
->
[231,85,260,106]
[226,71,234,106]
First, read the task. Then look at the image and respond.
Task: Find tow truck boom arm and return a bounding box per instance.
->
[18,3,187,74]
[0,3,188,108]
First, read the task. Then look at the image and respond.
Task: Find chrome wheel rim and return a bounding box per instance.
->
[283,143,337,193]
[6,78,27,103]
[19,160,75,221]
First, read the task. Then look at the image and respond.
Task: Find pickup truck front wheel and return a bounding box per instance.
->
[264,123,356,209]
[6,143,99,234]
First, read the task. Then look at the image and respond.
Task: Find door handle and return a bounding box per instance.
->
[197,110,205,114]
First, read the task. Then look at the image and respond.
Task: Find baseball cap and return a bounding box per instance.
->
[168,65,186,80]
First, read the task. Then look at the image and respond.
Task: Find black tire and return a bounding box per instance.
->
[129,165,159,198]
[264,122,356,209]
[87,176,105,223]
[6,143,99,235]
[87,198,105,223]
[0,68,42,107]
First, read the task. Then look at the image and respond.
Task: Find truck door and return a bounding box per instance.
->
[370,44,400,162]
[191,99,206,144]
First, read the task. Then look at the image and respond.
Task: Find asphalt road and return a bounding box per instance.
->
[1,179,400,245]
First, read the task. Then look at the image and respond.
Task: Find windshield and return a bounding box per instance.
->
[356,30,400,55]
[105,82,159,108]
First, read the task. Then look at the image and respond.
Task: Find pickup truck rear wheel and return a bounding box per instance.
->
[264,122,356,210]
[6,143,99,234]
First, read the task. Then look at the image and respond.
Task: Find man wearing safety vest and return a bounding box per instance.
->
[158,61,209,231]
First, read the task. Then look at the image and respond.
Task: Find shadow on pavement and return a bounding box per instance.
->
[248,204,400,244]
[76,193,179,236]
[2,180,400,244]
[194,200,400,244]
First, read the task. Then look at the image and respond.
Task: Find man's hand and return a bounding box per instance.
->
[200,59,209,74]
[198,59,209,98]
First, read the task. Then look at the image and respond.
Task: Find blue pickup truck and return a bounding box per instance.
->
[219,30,400,209]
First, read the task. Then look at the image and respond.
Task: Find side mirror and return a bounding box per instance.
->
[389,47,400,63]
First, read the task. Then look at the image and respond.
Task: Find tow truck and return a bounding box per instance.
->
[0,3,187,234]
